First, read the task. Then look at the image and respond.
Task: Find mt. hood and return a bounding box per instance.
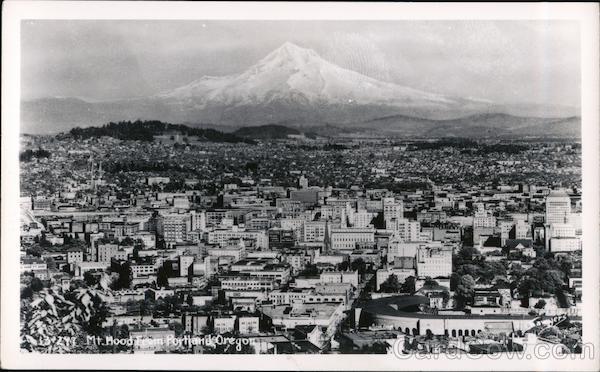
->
[158,42,457,108]
[21,42,579,134]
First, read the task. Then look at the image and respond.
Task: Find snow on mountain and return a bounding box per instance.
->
[21,42,580,135]
[157,42,457,109]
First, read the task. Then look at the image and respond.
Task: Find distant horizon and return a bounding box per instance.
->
[19,114,582,139]
[21,20,581,107]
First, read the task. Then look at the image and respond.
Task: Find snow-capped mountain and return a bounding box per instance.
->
[157,42,457,109]
[21,42,580,135]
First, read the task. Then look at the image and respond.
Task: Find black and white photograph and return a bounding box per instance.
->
[2,2,599,370]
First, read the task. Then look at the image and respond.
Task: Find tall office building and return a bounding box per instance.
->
[392,218,422,242]
[514,220,531,240]
[156,213,188,246]
[473,205,496,228]
[383,197,403,229]
[545,190,571,225]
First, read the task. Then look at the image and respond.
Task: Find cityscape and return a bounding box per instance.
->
[18,20,584,356]
[19,130,583,355]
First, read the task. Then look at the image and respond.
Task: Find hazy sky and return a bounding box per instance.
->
[21,20,581,106]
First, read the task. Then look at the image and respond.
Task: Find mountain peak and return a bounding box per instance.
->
[278,41,310,54]
[258,41,321,68]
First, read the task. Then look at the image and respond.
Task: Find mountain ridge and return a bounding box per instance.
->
[21,42,581,137]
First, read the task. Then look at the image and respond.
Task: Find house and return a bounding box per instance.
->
[238,316,260,335]
[182,313,210,335]
[214,316,236,334]
[66,248,84,264]
[478,235,502,255]
[473,289,503,307]
[293,325,326,349]
[505,239,536,258]
[415,284,450,309]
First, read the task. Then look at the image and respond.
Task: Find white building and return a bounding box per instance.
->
[329,228,375,251]
[474,211,496,228]
[303,221,326,242]
[261,302,344,332]
[416,245,452,278]
[147,176,170,185]
[96,243,119,262]
[66,248,84,264]
[391,218,422,242]
[383,197,403,228]
[133,232,157,249]
[515,220,531,239]
[549,238,581,253]
[238,316,260,335]
[213,316,236,334]
[131,263,157,278]
[269,289,313,305]
[352,211,376,228]
[207,228,268,249]
[388,240,441,264]
[179,255,195,277]
[172,196,190,209]
[550,223,576,238]
[319,271,359,288]
[156,213,188,246]
[545,190,571,225]
[221,276,275,291]
[74,261,110,277]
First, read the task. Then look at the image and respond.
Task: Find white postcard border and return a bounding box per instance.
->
[2,2,598,370]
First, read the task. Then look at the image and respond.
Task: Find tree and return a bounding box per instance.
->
[518,277,541,307]
[84,271,99,287]
[539,270,564,294]
[350,258,367,275]
[370,213,385,229]
[121,237,134,246]
[157,265,169,288]
[486,261,508,276]
[380,274,401,293]
[455,274,476,308]
[45,257,57,271]
[400,276,416,294]
[133,246,141,261]
[510,263,525,279]
[111,262,132,290]
[423,277,439,288]
[337,261,350,271]
[20,281,110,353]
[139,299,153,317]
[299,264,319,277]
[169,321,185,337]
[30,277,44,292]
[534,299,547,309]
[26,246,43,257]
[458,246,480,261]
[21,286,34,299]
[533,258,552,272]
[558,257,573,277]
[457,264,479,277]
[450,273,460,291]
